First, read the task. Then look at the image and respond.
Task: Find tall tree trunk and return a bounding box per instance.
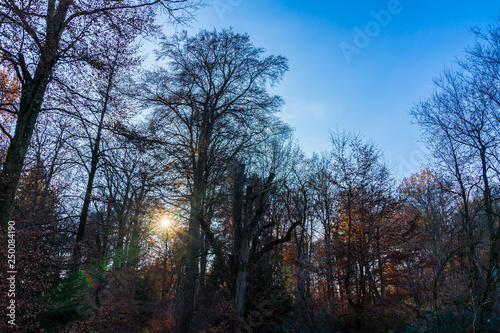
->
[126,176,148,268]
[232,163,249,333]
[179,111,214,332]
[323,203,335,314]
[234,244,250,333]
[231,162,245,283]
[115,175,133,266]
[179,160,206,332]
[73,142,99,262]
[232,164,275,333]
[179,199,202,332]
[0,0,71,229]
[198,232,209,291]
[126,206,142,268]
[73,71,114,264]
[1,79,48,228]
[345,188,353,305]
[476,144,500,319]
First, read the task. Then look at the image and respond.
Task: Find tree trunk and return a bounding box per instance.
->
[232,163,275,333]
[479,145,499,316]
[179,162,205,332]
[73,70,114,264]
[115,175,133,266]
[232,163,246,333]
[179,206,201,333]
[198,231,210,291]
[234,246,249,333]
[1,80,47,228]
[324,205,335,314]
[0,0,71,229]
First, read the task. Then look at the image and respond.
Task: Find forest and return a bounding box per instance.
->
[1,1,500,332]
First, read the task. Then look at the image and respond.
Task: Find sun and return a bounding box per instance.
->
[160,216,171,229]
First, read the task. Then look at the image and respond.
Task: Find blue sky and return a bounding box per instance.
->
[158,0,500,178]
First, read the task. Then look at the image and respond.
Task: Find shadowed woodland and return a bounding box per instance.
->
[1,2,500,332]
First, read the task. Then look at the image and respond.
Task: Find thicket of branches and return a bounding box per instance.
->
[1,3,500,332]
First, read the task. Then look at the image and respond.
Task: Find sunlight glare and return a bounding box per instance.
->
[160,216,171,229]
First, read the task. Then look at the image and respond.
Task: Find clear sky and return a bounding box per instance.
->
[158,0,500,178]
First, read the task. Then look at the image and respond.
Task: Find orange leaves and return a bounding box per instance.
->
[0,65,19,162]
[401,168,438,197]
[0,64,19,105]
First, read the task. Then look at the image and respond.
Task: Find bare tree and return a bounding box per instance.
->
[327,131,398,331]
[400,170,460,315]
[52,34,143,264]
[310,153,338,315]
[142,28,289,332]
[411,64,500,319]
[0,0,197,228]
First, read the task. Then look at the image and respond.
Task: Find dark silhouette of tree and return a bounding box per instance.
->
[142,28,288,332]
[0,0,197,229]
[411,62,500,321]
